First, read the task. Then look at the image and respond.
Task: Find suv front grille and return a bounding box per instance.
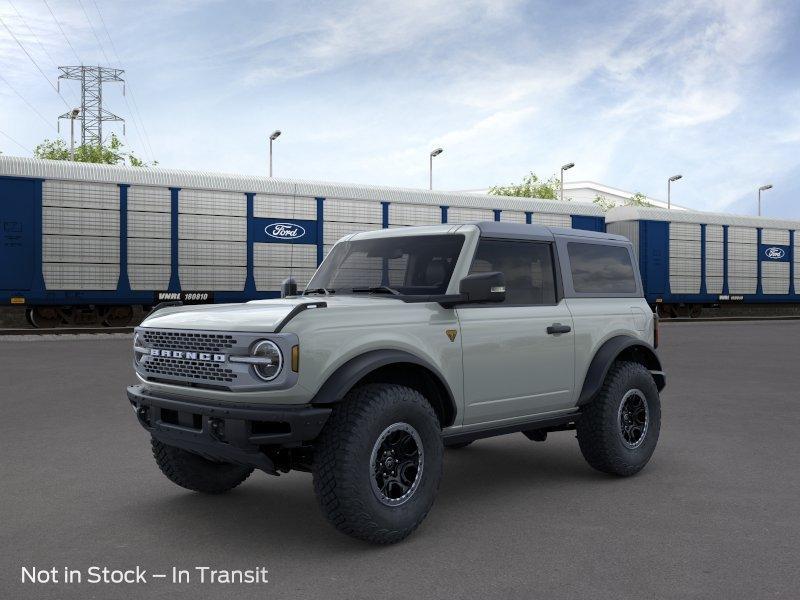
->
[145,355,238,383]
[141,330,237,353]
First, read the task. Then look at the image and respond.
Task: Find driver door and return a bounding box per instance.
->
[456,238,575,426]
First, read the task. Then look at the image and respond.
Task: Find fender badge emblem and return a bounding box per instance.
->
[445,329,458,342]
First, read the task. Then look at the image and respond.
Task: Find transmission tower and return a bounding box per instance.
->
[57,66,125,146]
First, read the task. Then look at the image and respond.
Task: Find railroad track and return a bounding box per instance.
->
[0,327,134,336]
[664,315,800,323]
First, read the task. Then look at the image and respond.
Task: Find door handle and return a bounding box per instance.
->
[546,323,571,335]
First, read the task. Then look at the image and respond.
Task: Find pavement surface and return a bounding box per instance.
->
[1,322,798,600]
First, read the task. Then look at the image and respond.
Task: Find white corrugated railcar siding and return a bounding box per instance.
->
[178,189,246,290]
[254,194,316,220]
[447,207,494,224]
[532,213,571,227]
[668,222,700,294]
[705,225,724,293]
[726,226,757,294]
[500,210,526,224]
[388,203,441,227]
[606,221,640,262]
[42,180,120,289]
[128,186,171,290]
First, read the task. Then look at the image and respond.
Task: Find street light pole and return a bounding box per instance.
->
[69,108,80,161]
[269,130,281,177]
[429,148,443,190]
[758,184,773,216]
[560,162,575,201]
[667,174,682,209]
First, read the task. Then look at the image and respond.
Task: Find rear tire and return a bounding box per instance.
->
[151,438,253,494]
[576,361,661,476]
[312,383,443,544]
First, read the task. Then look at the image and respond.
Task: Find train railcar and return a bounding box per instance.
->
[0,156,605,327]
[606,206,800,317]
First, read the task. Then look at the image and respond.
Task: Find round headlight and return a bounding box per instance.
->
[252,340,283,381]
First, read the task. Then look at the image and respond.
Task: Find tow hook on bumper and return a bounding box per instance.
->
[126,385,331,474]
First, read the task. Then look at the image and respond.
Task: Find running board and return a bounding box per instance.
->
[442,412,580,445]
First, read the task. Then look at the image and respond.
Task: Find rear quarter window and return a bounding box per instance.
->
[567,242,637,294]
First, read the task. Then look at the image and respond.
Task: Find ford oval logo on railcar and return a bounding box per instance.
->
[265,222,306,240]
[765,246,786,260]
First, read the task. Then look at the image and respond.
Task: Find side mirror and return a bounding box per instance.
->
[458,271,506,304]
[281,277,298,298]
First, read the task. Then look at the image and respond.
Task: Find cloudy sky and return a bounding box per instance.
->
[1,0,799,217]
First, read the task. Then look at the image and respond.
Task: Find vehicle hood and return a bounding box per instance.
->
[140,295,403,332]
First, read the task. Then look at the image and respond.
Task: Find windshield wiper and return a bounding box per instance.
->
[351,286,401,295]
[303,288,334,296]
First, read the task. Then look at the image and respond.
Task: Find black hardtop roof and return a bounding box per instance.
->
[473,221,628,243]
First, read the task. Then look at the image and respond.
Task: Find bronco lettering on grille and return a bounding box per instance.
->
[149,349,226,362]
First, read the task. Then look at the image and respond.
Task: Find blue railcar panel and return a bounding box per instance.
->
[699,224,707,295]
[790,231,796,295]
[639,220,670,299]
[0,177,37,291]
[118,184,131,294]
[244,193,256,295]
[571,215,604,232]
[252,218,318,244]
[381,202,389,229]
[759,243,791,262]
[756,228,763,295]
[315,197,324,266]
[722,225,729,295]
[168,188,180,292]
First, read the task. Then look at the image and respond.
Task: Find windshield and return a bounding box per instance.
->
[306,234,465,296]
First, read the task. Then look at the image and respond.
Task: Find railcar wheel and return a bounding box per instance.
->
[689,304,702,318]
[28,307,62,328]
[103,305,134,327]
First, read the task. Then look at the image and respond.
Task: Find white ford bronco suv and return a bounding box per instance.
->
[128,222,665,544]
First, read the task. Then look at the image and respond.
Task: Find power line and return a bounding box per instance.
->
[89,0,156,162]
[0,127,33,153]
[43,0,83,65]
[6,0,81,106]
[0,14,70,108]
[0,72,58,131]
[76,0,111,65]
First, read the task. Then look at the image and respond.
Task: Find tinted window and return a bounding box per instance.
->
[469,240,556,305]
[307,234,465,295]
[567,243,637,294]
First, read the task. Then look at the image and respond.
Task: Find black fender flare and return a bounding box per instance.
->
[577,336,665,405]
[310,349,458,427]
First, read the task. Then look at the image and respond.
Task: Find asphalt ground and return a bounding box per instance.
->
[1,321,798,600]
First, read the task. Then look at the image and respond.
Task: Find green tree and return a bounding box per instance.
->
[592,191,653,212]
[628,191,652,206]
[33,133,156,167]
[489,172,562,199]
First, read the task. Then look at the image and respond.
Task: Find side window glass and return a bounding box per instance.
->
[468,239,556,305]
[567,243,637,294]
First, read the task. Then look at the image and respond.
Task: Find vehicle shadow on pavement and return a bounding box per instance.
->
[120,434,623,552]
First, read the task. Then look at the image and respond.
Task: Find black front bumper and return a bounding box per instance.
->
[127,385,331,474]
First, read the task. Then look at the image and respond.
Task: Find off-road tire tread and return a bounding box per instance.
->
[151,438,253,494]
[313,383,442,544]
[576,361,660,476]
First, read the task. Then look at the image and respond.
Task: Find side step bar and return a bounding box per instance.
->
[442,411,580,445]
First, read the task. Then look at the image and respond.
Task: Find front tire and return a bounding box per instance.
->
[312,383,444,544]
[576,361,661,476]
[151,438,253,494]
